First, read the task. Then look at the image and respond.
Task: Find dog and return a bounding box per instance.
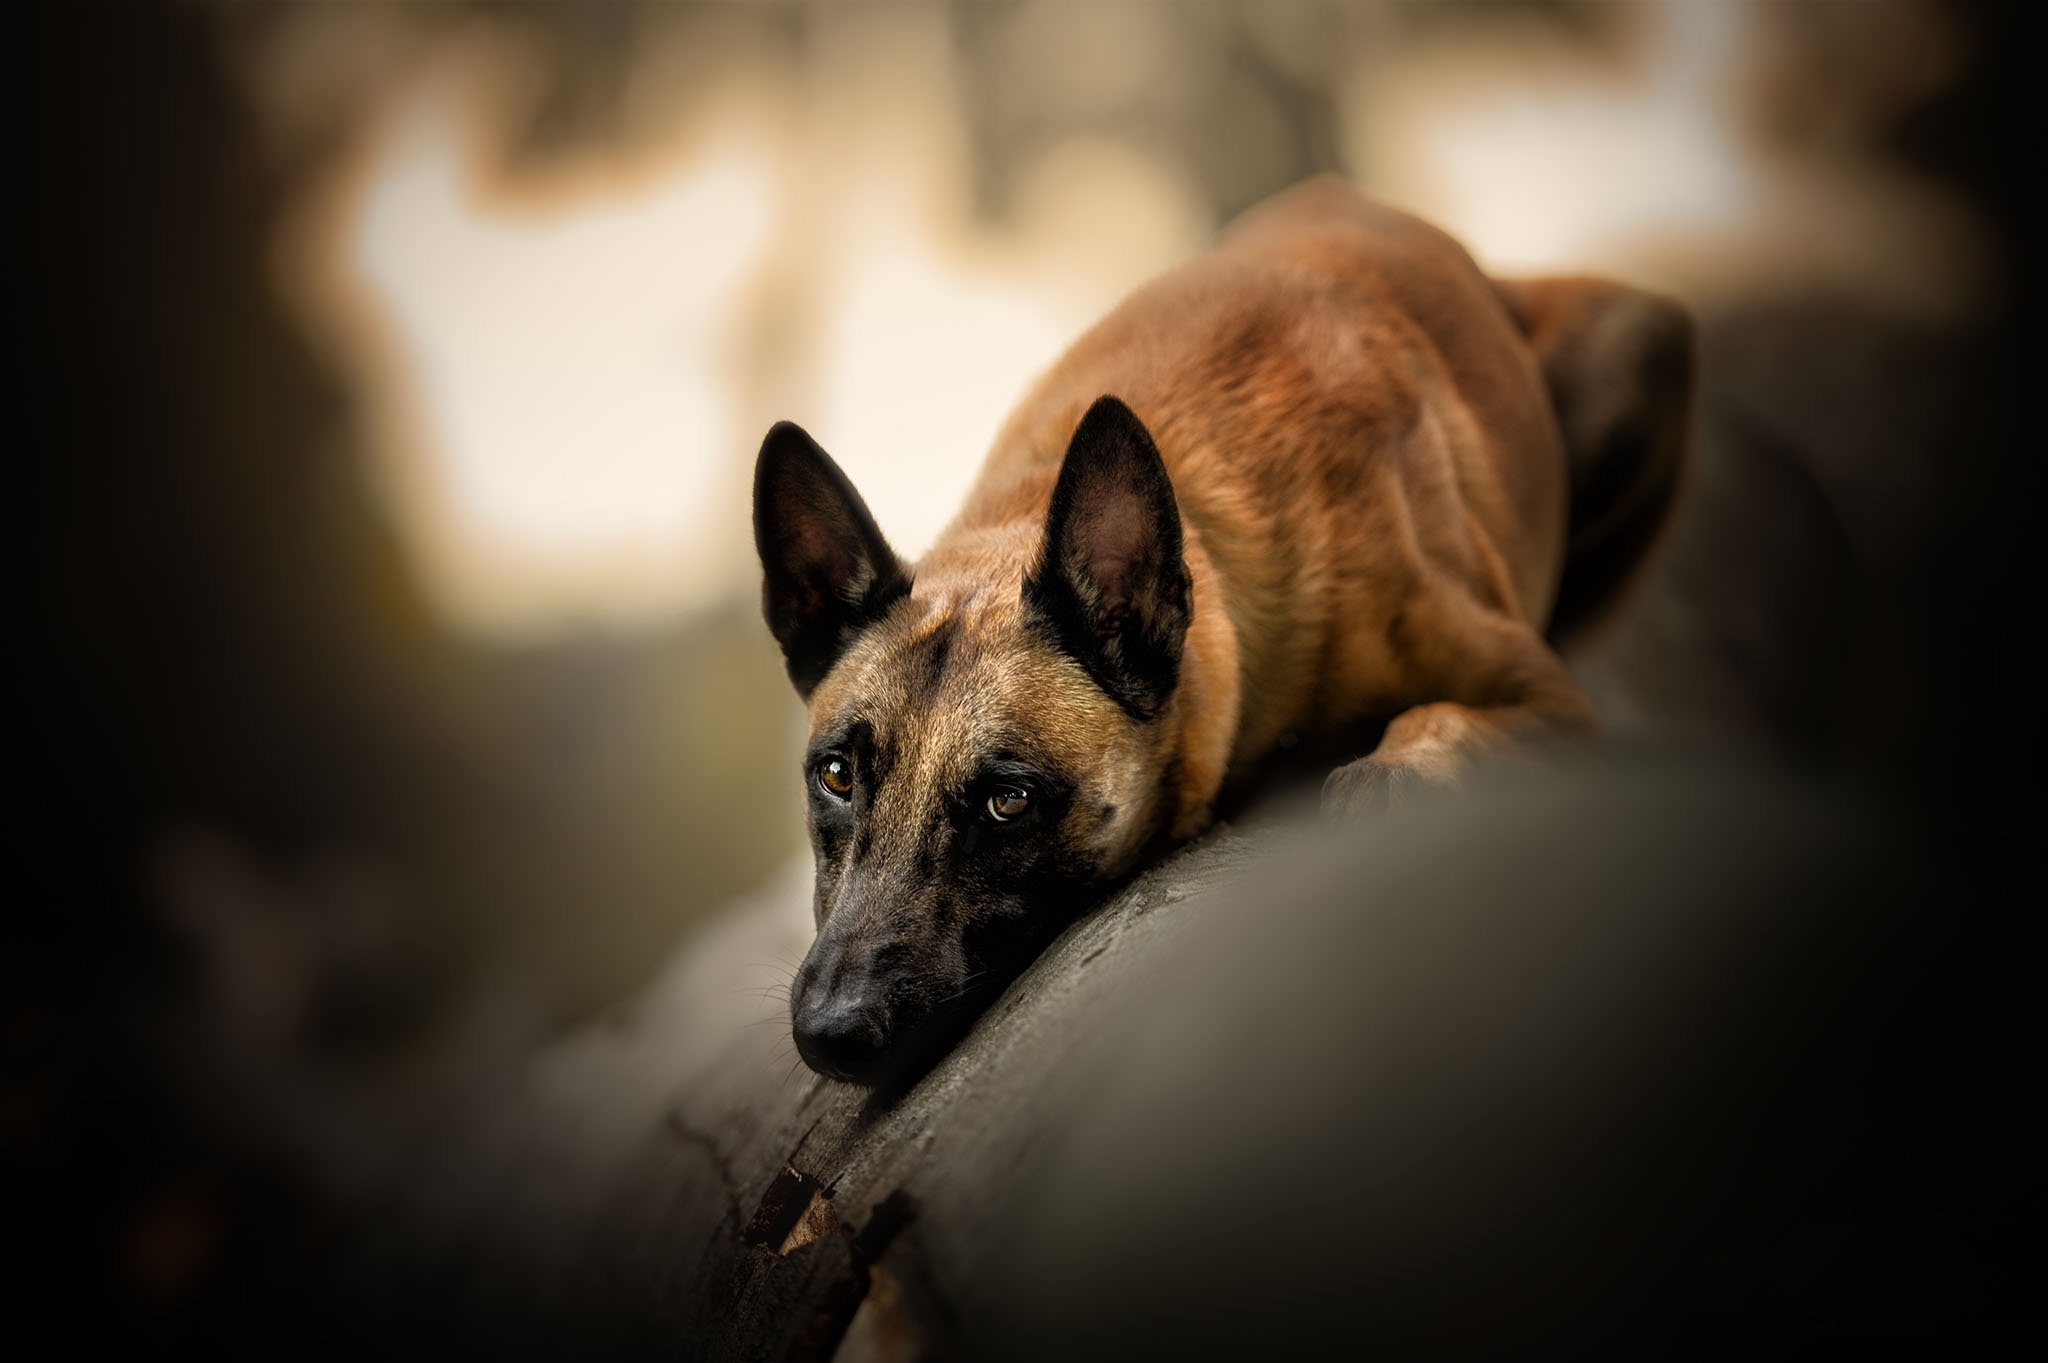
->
[754,179,1693,1085]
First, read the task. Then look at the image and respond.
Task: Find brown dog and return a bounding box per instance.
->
[754,179,1692,1084]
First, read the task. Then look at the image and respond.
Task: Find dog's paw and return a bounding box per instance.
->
[1320,756,1427,819]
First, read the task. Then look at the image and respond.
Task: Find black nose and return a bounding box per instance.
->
[792,987,890,1082]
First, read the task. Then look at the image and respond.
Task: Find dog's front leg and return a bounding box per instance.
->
[1321,626,1598,817]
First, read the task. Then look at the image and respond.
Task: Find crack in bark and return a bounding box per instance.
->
[784,1190,918,1363]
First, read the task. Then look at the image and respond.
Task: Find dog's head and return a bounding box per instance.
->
[754,396,1191,1085]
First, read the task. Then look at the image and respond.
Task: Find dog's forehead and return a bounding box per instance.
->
[809,589,1117,777]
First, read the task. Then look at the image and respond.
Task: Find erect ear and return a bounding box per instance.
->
[1022,396,1191,720]
[754,422,910,697]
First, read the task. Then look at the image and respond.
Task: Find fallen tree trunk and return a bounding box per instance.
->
[331,755,2022,1358]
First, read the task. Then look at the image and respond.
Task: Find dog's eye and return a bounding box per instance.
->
[985,786,1031,822]
[816,756,854,800]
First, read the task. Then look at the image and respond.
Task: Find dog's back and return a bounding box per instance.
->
[941,179,1682,788]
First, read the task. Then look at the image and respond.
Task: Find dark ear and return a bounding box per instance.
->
[1023,396,1191,720]
[754,422,910,696]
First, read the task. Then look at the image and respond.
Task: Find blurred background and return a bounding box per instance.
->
[14,0,2036,1346]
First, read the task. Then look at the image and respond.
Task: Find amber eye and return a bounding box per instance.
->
[985,786,1031,822]
[816,756,854,800]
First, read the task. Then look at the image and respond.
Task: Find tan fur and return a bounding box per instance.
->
[856,180,1612,832]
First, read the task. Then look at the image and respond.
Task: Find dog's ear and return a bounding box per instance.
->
[1024,396,1191,720]
[754,422,910,697]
